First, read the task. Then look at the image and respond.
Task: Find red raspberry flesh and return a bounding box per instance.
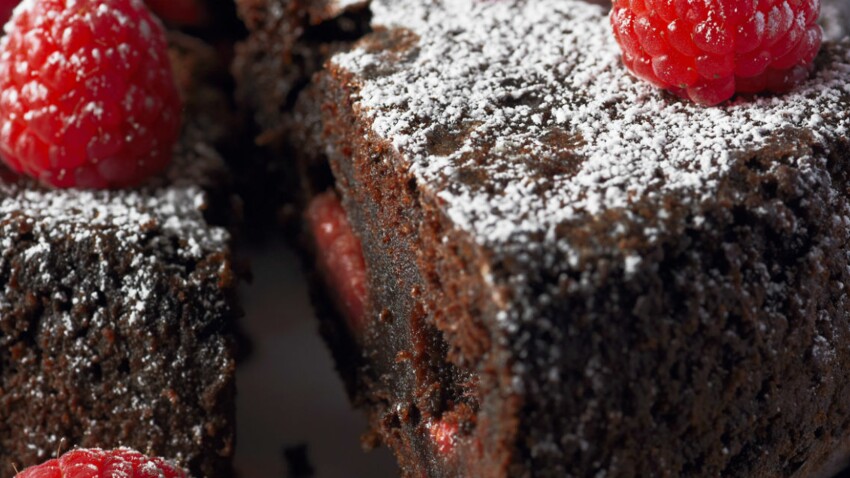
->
[611,0,823,105]
[429,419,459,456]
[145,0,208,27]
[0,0,182,189]
[306,191,369,335]
[15,448,187,478]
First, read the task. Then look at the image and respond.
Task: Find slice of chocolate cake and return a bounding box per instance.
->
[0,35,240,478]
[281,0,850,476]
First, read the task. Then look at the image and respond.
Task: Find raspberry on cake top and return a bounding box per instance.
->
[305,0,850,475]
[0,0,182,189]
[611,0,823,105]
[332,0,850,259]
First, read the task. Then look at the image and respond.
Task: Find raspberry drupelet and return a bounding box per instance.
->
[15,448,187,478]
[611,0,823,105]
[0,0,182,188]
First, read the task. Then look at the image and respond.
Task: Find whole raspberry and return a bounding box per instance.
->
[611,0,823,105]
[15,448,187,478]
[0,0,182,188]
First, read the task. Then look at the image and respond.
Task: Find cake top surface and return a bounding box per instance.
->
[332,0,850,260]
[0,139,228,260]
[0,136,231,335]
[0,33,231,267]
[0,35,233,326]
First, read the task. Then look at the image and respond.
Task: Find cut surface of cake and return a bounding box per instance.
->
[231,0,371,234]
[0,34,240,478]
[233,0,369,140]
[277,0,850,476]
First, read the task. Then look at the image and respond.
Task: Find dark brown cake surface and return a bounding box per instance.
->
[330,0,850,260]
[233,0,369,140]
[0,36,240,478]
[283,0,850,477]
[230,0,371,235]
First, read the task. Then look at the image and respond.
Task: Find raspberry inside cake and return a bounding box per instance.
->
[0,34,240,478]
[259,0,850,476]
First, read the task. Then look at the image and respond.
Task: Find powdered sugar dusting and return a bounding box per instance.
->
[822,0,850,41]
[0,138,230,324]
[333,0,850,252]
[0,132,234,471]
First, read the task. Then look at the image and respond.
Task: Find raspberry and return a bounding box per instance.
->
[0,0,182,188]
[611,0,823,105]
[306,191,368,334]
[145,0,208,27]
[15,448,187,478]
[428,418,459,456]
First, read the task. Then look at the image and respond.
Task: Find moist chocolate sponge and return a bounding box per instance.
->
[235,0,850,476]
[286,0,850,476]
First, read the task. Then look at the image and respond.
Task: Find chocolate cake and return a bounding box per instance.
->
[233,0,369,140]
[0,34,240,478]
[272,0,850,476]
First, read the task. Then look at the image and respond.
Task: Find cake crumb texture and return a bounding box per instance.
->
[305,1,850,476]
[0,35,239,478]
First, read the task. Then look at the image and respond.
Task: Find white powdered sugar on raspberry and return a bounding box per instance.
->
[333,0,850,252]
